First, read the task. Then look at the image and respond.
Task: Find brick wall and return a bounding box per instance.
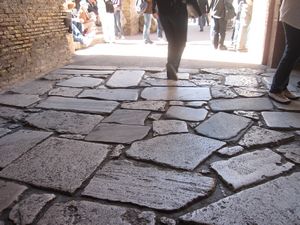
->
[0,0,73,89]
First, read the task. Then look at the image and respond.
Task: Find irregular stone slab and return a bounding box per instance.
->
[195,112,252,141]
[211,149,294,190]
[102,109,150,125]
[0,180,27,213]
[202,68,262,75]
[37,96,119,114]
[191,79,221,86]
[86,123,150,144]
[166,106,208,122]
[218,146,244,156]
[0,128,11,138]
[141,87,211,101]
[178,68,199,74]
[37,200,155,225]
[62,64,118,70]
[0,130,52,168]
[9,193,55,225]
[0,137,110,193]
[56,77,103,88]
[48,87,82,97]
[185,101,206,108]
[210,98,273,112]
[234,110,260,120]
[225,75,258,87]
[121,101,167,112]
[153,120,188,135]
[211,86,238,98]
[126,134,225,170]
[106,70,145,88]
[146,72,189,80]
[272,100,300,111]
[0,106,27,121]
[275,143,300,164]
[43,73,72,80]
[0,94,41,108]
[262,112,300,129]
[169,101,184,106]
[160,217,176,225]
[79,89,140,101]
[149,113,162,121]
[234,87,266,97]
[0,117,8,126]
[144,79,196,87]
[180,172,300,225]
[25,110,103,134]
[191,73,223,81]
[11,80,53,95]
[239,126,294,148]
[83,160,215,210]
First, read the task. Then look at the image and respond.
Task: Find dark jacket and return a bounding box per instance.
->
[210,0,225,19]
[153,0,201,16]
[197,0,209,14]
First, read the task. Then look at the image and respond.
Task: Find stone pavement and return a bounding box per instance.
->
[0,65,300,225]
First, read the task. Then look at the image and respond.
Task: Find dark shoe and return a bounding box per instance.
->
[200,29,203,32]
[268,91,291,104]
[144,40,153,44]
[283,89,299,100]
[297,81,300,87]
[166,63,178,80]
[219,45,227,50]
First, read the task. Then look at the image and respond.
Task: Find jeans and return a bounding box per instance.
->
[157,17,163,38]
[143,13,152,41]
[270,22,300,93]
[198,15,206,30]
[211,17,227,48]
[114,10,123,37]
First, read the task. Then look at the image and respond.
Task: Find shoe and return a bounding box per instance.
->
[144,40,153,44]
[297,81,300,87]
[268,91,291,104]
[219,45,227,50]
[200,29,203,32]
[166,63,178,80]
[283,89,299,100]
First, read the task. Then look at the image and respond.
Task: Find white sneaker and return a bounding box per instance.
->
[268,91,291,104]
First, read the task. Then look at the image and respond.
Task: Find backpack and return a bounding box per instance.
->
[135,0,148,14]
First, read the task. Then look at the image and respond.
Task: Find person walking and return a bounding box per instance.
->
[153,0,201,80]
[197,0,209,32]
[113,0,124,39]
[143,0,153,44]
[269,0,300,104]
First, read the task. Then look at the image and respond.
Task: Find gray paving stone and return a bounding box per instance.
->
[43,73,72,80]
[238,126,294,148]
[272,100,300,111]
[191,73,223,81]
[218,146,244,156]
[202,68,262,75]
[146,72,189,80]
[0,130,52,168]
[11,80,53,95]
[0,128,11,138]
[85,123,150,144]
[0,117,7,126]
[102,109,150,125]
[48,87,82,97]
[0,94,41,108]
[178,68,198,74]
[79,89,140,101]
[9,193,55,225]
[180,172,300,225]
[169,101,184,106]
[153,120,188,135]
[56,77,103,88]
[83,160,215,210]
[106,70,145,88]
[0,137,110,193]
[37,200,155,225]
[166,106,208,122]
[234,110,260,120]
[185,101,206,108]
[121,101,167,112]
[141,87,211,101]
[148,113,162,121]
[37,96,119,114]
[211,149,294,190]
[262,112,300,129]
[191,79,221,86]
[62,64,118,70]
[0,106,27,121]
[160,217,176,225]
[211,86,238,98]
[144,79,196,87]
[0,180,27,213]
[210,98,273,112]
[275,143,300,164]
[25,110,103,134]
[225,75,258,87]
[234,87,266,97]
[126,134,225,170]
[59,134,85,140]
[195,112,252,141]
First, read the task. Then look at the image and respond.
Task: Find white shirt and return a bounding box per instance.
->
[280,0,300,29]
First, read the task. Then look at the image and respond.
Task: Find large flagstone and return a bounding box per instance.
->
[82,160,215,210]
[141,87,211,101]
[165,106,208,122]
[10,80,53,95]
[180,172,300,225]
[121,100,167,111]
[275,143,300,164]
[106,70,145,88]
[272,100,300,111]
[79,89,140,101]
[102,109,150,125]
[0,137,111,193]
[144,79,196,87]
[56,77,103,88]
[62,65,118,70]
[225,75,258,87]
[126,134,225,170]
[153,120,188,135]
[0,94,41,108]
[262,111,300,129]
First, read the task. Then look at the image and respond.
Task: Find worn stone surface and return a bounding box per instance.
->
[185,101,206,108]
[160,217,176,225]
[83,160,215,210]
[211,86,238,98]
[218,146,244,156]
[148,113,162,121]
[169,101,184,106]
[234,87,266,97]
[210,98,273,112]
[56,77,103,88]
[0,137,110,193]
[211,149,294,190]
[37,96,119,114]
[0,94,41,108]
[25,110,103,134]
[153,120,188,135]
[121,101,167,111]
[48,87,82,97]
[225,75,258,87]
[275,143,300,164]
[239,126,294,148]
[0,130,52,168]
[11,80,53,95]
[146,72,189,80]
[195,112,252,141]
[79,89,140,101]
[262,112,300,129]
[126,134,225,170]
[191,79,220,86]
[191,73,223,82]
[0,106,27,121]
[102,109,150,125]
[202,68,262,75]
[0,117,8,126]
[144,79,196,87]
[86,123,150,144]
[106,70,145,88]
[272,100,300,111]
[180,173,300,225]
[43,73,72,81]
[0,128,11,138]
[9,193,55,225]
[234,111,260,120]
[37,200,155,225]
[0,180,27,213]
[62,64,118,71]
[141,87,211,101]
[166,106,208,122]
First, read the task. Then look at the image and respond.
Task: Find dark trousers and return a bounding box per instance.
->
[270,22,300,93]
[159,10,188,71]
[211,17,227,49]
